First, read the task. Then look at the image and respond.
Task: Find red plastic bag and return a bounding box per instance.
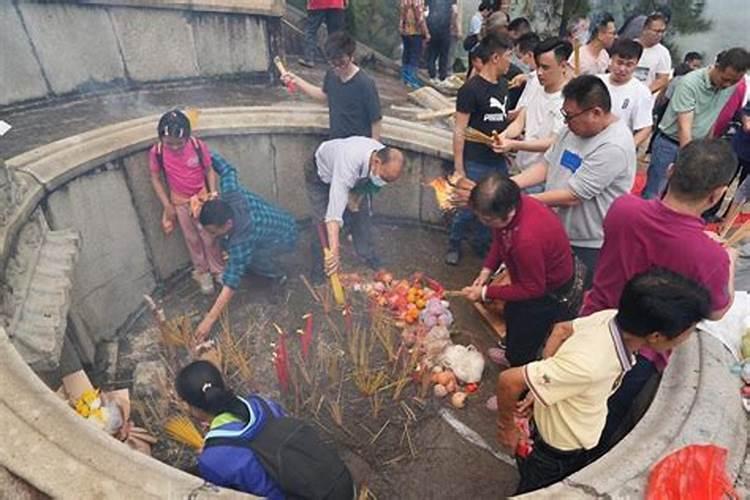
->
[646,445,738,500]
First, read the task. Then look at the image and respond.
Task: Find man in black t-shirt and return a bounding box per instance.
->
[282,32,382,140]
[446,33,512,265]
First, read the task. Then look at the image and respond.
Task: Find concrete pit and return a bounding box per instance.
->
[0,2,746,497]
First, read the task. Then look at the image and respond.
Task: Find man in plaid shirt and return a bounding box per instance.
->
[195,153,298,340]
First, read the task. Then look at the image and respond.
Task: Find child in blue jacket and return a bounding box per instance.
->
[176,360,285,498]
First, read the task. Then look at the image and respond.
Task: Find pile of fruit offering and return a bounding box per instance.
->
[353,271,445,324]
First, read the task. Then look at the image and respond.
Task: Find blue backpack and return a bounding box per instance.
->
[203,398,353,500]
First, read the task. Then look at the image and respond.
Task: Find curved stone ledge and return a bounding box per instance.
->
[1,107,743,498]
[519,332,746,498]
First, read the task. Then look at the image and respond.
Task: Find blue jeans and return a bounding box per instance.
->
[401,35,424,84]
[449,158,508,250]
[642,133,680,199]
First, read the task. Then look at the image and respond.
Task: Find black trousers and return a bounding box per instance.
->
[304,158,377,278]
[426,31,451,80]
[504,295,561,367]
[572,246,600,291]
[587,353,660,463]
[516,434,593,494]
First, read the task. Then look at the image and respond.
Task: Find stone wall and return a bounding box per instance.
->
[5,108,451,363]
[0,1,282,107]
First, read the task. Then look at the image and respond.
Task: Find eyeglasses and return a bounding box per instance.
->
[561,106,594,123]
[328,56,350,68]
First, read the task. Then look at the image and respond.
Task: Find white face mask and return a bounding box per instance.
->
[370,173,388,187]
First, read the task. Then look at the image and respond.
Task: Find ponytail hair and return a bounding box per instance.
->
[157,109,191,139]
[175,360,249,421]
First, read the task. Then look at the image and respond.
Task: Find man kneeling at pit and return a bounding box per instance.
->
[496,268,711,494]
[195,153,298,340]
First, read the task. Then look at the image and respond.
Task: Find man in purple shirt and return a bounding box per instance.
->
[576,138,738,452]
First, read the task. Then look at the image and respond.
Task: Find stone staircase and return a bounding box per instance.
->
[3,213,79,371]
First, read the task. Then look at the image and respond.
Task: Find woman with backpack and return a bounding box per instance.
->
[149,110,224,295]
[176,360,355,499]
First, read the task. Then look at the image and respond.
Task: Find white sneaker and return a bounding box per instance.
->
[430,78,440,86]
[192,270,215,295]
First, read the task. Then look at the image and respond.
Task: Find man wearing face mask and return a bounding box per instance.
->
[306,136,405,282]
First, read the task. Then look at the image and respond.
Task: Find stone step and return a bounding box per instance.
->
[7,224,80,371]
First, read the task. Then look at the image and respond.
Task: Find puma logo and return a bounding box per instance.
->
[489,97,507,113]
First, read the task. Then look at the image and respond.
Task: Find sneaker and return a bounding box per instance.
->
[212,272,223,286]
[298,58,315,68]
[192,270,215,295]
[429,77,441,86]
[444,246,461,266]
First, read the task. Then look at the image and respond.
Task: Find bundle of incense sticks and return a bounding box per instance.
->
[164,415,203,450]
[725,219,750,248]
[316,224,346,306]
[464,127,495,146]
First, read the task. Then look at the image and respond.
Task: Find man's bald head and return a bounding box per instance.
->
[373,147,404,183]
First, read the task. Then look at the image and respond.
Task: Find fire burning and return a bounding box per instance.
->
[428,176,476,212]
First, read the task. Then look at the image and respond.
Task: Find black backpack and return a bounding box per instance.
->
[204,398,354,500]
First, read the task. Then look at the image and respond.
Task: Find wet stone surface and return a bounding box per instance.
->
[116,224,519,498]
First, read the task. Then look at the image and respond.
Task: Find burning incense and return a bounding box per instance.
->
[164,416,203,450]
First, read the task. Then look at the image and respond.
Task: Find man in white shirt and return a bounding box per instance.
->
[305,137,404,281]
[496,38,572,191]
[468,0,493,36]
[598,39,654,148]
[568,12,616,76]
[634,12,672,93]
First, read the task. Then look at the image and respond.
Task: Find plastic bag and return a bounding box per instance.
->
[440,344,485,383]
[646,445,738,500]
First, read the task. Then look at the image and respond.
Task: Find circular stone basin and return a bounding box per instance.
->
[1,107,745,498]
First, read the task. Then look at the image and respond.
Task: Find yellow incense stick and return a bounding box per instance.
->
[164,416,204,450]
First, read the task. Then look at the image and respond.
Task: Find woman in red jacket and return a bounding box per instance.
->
[460,173,582,367]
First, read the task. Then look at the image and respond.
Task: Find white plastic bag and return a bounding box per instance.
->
[440,344,485,383]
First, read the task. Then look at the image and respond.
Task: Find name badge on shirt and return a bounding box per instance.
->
[560,149,582,173]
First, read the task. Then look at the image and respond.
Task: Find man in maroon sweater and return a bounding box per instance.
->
[461,173,579,366]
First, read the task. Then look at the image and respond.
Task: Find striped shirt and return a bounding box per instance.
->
[212,153,298,289]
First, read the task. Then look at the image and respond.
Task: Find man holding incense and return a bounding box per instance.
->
[498,269,711,494]
[305,136,404,283]
[446,32,513,266]
[461,173,582,367]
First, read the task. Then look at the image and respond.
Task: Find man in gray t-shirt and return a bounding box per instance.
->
[305,136,404,282]
[511,75,636,286]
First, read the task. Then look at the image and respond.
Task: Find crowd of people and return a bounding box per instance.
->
[148,2,750,497]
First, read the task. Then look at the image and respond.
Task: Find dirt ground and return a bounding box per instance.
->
[116,223,519,499]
